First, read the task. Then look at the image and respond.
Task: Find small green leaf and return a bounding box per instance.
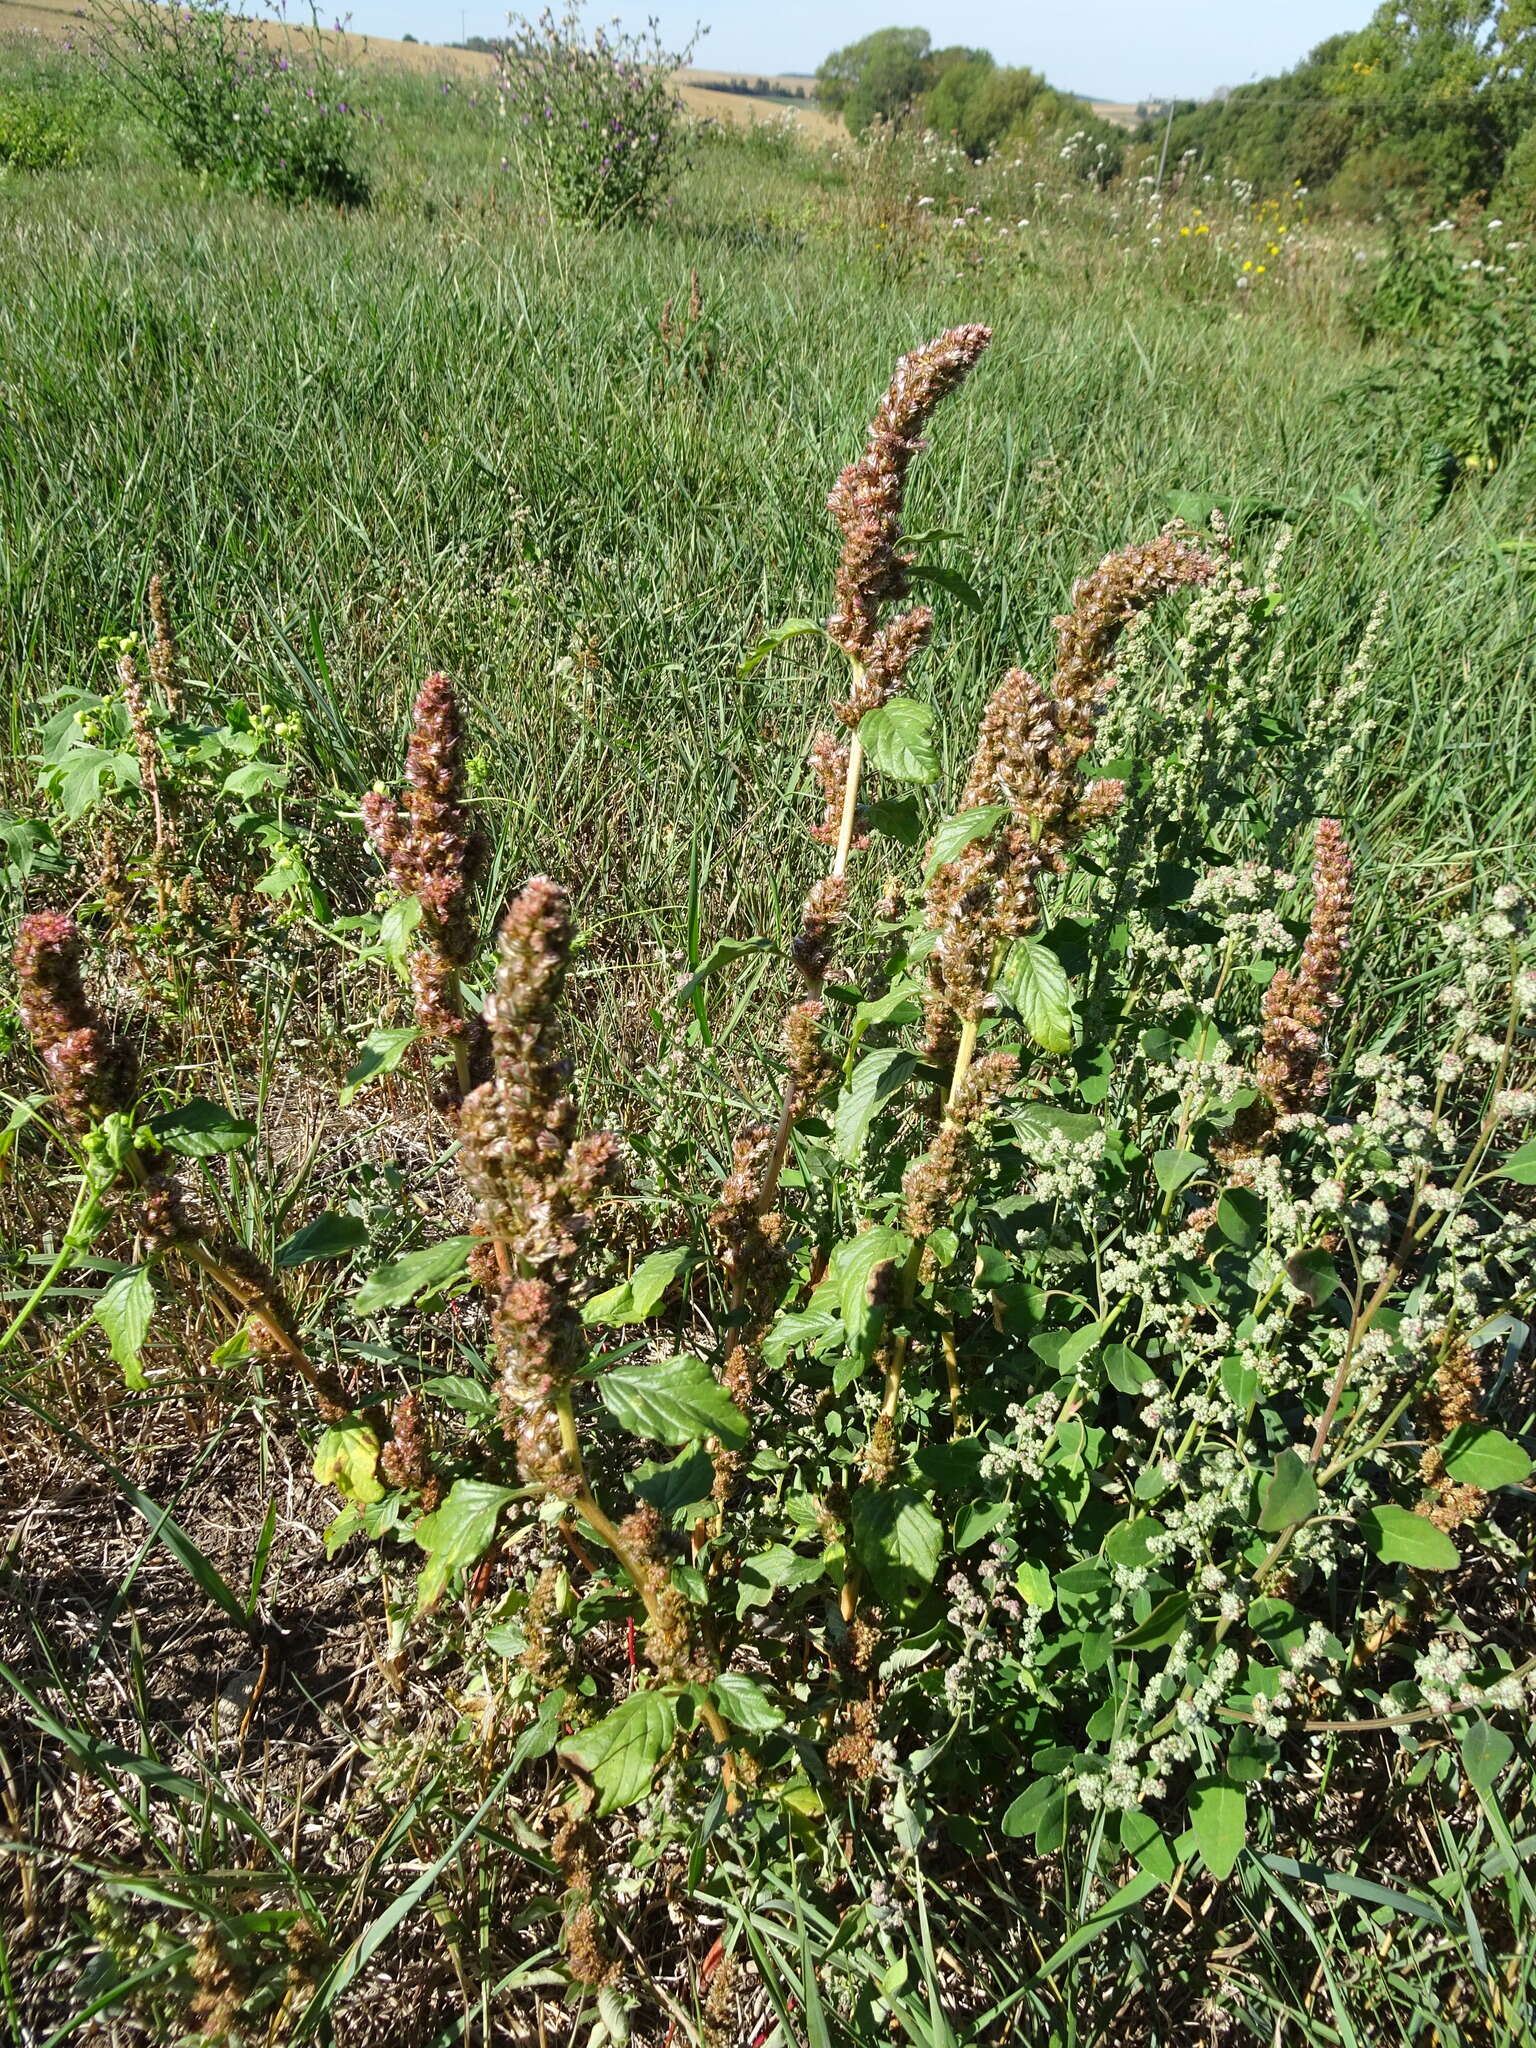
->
[924,803,1008,878]
[853,985,923,1030]
[1461,1718,1514,1796]
[999,938,1074,1055]
[1441,1425,1532,1489]
[832,1048,917,1164]
[561,1692,677,1815]
[1358,1504,1460,1572]
[1190,1775,1246,1881]
[340,1026,422,1106]
[672,936,778,1007]
[1104,1343,1151,1395]
[1494,1138,1536,1185]
[597,1355,747,1448]
[582,1246,699,1326]
[1014,1102,1101,1145]
[850,1486,942,1605]
[354,1236,477,1312]
[1015,1559,1053,1610]
[378,895,423,971]
[222,759,289,797]
[313,1417,386,1506]
[868,796,925,846]
[738,618,826,678]
[147,1098,257,1158]
[905,561,985,611]
[276,1211,368,1267]
[711,1671,785,1733]
[94,1266,154,1388]
[631,1444,716,1521]
[1286,1248,1341,1305]
[412,1477,518,1611]
[1257,1450,1319,1534]
[1104,1516,1164,1569]
[859,698,941,784]
[1117,1590,1191,1649]
[1153,1148,1205,1197]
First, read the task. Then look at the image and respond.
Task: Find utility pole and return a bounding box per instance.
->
[1155,96,1175,190]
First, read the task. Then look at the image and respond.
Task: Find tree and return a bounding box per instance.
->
[816,27,931,134]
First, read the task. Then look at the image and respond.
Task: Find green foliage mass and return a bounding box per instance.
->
[1152,2,1536,216]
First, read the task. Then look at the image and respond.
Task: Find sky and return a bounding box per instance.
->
[330,2,1375,105]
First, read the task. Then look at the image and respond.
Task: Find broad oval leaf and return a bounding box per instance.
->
[411,1477,518,1612]
[1190,1775,1246,1881]
[597,1355,747,1448]
[850,1486,942,1605]
[340,1026,422,1107]
[1257,1449,1319,1534]
[147,1098,257,1158]
[924,803,1008,878]
[313,1417,386,1508]
[738,618,826,678]
[828,1226,911,1360]
[832,1048,917,1164]
[276,1210,369,1267]
[859,698,941,784]
[561,1691,678,1815]
[711,1671,785,1733]
[1358,1503,1460,1572]
[94,1265,155,1387]
[582,1245,700,1326]
[1440,1424,1532,1490]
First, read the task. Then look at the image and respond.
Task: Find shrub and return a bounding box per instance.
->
[0,88,84,171]
[5,335,1534,2020]
[92,0,370,208]
[498,6,695,226]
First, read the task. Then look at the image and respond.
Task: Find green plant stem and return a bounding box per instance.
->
[551,1387,733,1754]
[0,1181,96,1359]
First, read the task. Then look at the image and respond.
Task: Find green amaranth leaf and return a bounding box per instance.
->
[832,1048,917,1164]
[147,1097,257,1158]
[1440,1424,1532,1489]
[923,803,1007,878]
[582,1245,700,1326]
[412,1477,518,1612]
[1216,1186,1266,1251]
[999,938,1074,1055]
[1494,1137,1536,1184]
[340,1025,422,1107]
[905,560,985,611]
[561,1691,678,1816]
[711,1671,785,1732]
[1358,1503,1460,1572]
[597,1355,747,1447]
[276,1211,369,1267]
[1257,1450,1319,1534]
[850,1486,942,1605]
[312,1417,386,1507]
[828,1226,910,1361]
[353,1235,477,1312]
[222,759,289,797]
[94,1266,154,1389]
[859,698,941,784]
[1461,1719,1514,1796]
[737,617,826,678]
[672,936,778,1007]
[1190,1775,1247,1880]
[1117,1590,1191,1650]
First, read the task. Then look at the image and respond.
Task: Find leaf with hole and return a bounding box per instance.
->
[561,1691,677,1815]
[597,1355,747,1447]
[312,1417,386,1507]
[859,698,941,784]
